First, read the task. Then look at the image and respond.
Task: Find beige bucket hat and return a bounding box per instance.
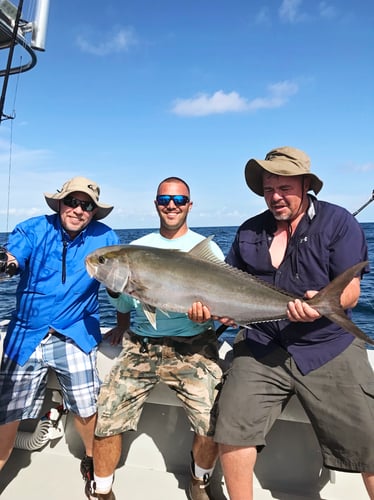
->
[244,146,323,196]
[44,176,113,220]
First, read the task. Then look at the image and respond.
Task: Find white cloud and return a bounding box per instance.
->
[171,91,248,117]
[247,81,299,111]
[279,0,305,23]
[354,162,374,173]
[171,80,299,117]
[255,7,271,25]
[318,2,337,19]
[76,28,136,56]
[279,0,338,23]
[0,135,52,172]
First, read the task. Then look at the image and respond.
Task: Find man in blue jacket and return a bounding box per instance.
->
[0,176,120,486]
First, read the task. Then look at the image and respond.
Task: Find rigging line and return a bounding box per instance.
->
[6,116,14,234]
[11,54,23,114]
[5,56,23,234]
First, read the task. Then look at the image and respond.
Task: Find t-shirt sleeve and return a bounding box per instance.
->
[107,291,134,313]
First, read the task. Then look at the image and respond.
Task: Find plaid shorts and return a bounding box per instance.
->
[95,330,222,437]
[0,332,100,424]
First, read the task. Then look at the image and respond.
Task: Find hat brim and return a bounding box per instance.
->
[244,159,323,196]
[44,192,113,220]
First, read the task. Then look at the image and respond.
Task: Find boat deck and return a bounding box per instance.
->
[0,385,369,499]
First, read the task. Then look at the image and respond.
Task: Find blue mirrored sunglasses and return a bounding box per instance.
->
[63,196,97,212]
[156,194,190,206]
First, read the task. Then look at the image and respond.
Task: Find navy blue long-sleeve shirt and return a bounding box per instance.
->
[226,196,369,374]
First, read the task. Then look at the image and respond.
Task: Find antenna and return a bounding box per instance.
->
[31,0,50,51]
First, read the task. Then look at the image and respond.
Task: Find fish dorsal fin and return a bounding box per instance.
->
[189,236,298,300]
[188,236,224,265]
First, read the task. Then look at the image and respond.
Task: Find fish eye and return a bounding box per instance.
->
[98,256,106,264]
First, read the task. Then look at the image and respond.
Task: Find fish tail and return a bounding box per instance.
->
[323,310,374,345]
[308,261,374,345]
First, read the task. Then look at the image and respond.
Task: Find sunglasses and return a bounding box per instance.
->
[156,195,190,206]
[62,196,97,212]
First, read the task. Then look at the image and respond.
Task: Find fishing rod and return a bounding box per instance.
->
[352,189,374,217]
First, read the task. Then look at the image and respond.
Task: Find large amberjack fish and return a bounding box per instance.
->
[85,237,373,345]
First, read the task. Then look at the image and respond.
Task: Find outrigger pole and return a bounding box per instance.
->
[0,0,25,122]
[352,189,374,217]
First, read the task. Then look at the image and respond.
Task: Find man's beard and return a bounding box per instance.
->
[273,212,292,221]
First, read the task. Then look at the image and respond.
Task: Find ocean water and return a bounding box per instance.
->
[0,223,373,345]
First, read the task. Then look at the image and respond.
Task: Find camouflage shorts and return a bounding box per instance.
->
[95,330,222,437]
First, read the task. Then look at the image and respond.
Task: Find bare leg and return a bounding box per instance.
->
[362,472,374,499]
[219,444,257,500]
[192,434,218,469]
[73,413,97,457]
[0,421,20,470]
[93,434,122,477]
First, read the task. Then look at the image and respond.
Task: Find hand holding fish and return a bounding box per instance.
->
[287,274,361,323]
[188,301,210,323]
[188,301,237,327]
[287,293,321,323]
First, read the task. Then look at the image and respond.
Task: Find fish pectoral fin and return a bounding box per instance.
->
[158,309,170,319]
[128,278,148,295]
[142,303,157,329]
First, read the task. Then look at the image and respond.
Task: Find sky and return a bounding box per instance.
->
[0,0,373,232]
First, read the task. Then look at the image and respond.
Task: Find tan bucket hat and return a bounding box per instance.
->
[244,146,323,196]
[44,176,113,220]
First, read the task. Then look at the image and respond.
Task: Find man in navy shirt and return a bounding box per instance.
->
[189,147,374,499]
[0,176,120,485]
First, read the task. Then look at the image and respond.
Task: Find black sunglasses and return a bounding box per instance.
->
[62,196,97,212]
[156,194,190,206]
